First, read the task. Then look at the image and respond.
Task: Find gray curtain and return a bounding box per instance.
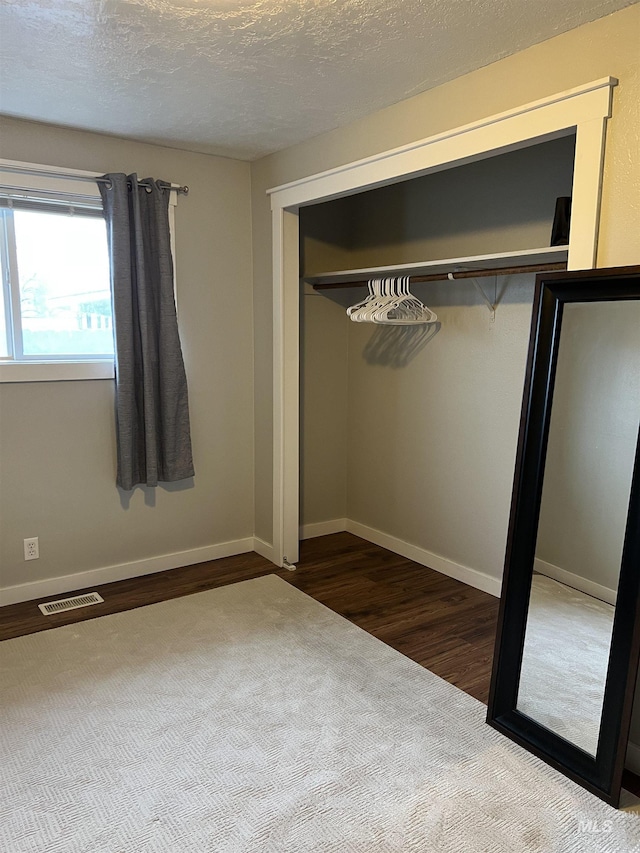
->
[99,173,194,490]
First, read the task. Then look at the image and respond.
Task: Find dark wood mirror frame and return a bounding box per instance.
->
[487,264,640,808]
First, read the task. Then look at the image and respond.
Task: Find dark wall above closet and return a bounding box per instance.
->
[300,134,576,278]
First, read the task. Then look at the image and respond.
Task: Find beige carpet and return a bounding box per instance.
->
[1,574,639,853]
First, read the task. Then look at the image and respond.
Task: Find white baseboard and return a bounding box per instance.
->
[300,519,347,539]
[626,740,640,775]
[534,557,616,605]
[0,538,255,607]
[346,519,502,597]
[0,521,500,607]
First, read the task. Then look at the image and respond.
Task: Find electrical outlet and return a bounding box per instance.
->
[24,537,39,561]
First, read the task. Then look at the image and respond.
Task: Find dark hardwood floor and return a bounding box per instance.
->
[2,531,638,794]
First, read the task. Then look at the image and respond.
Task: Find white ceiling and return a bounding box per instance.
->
[0,0,635,161]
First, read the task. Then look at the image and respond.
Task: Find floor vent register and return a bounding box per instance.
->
[38,592,104,616]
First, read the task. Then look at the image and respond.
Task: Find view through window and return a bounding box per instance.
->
[1,203,113,361]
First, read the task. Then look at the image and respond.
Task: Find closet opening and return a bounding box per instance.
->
[298,134,577,584]
[269,78,615,572]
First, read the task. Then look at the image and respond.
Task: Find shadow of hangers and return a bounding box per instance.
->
[362,322,441,368]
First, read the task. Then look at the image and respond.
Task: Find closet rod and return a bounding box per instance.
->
[310,261,567,290]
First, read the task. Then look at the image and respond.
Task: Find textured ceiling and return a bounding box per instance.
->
[0,0,635,160]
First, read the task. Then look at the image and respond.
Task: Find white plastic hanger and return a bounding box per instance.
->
[347,278,377,318]
[375,276,438,324]
[347,276,437,325]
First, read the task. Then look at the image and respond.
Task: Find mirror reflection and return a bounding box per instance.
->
[516,300,640,755]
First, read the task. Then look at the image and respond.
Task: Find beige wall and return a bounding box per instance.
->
[0,118,254,592]
[344,275,535,577]
[300,288,349,527]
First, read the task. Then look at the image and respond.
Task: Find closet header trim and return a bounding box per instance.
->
[268,77,616,203]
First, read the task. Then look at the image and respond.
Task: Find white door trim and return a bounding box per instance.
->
[268,78,616,567]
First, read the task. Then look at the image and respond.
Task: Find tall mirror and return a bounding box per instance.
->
[487,266,640,807]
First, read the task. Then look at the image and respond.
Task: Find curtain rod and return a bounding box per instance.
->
[0,164,189,195]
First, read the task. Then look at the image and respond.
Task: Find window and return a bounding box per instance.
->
[0,201,113,361]
[0,161,116,382]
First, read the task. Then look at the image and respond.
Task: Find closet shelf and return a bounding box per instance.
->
[305,246,568,289]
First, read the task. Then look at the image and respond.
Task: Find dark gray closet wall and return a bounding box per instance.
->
[301,135,575,276]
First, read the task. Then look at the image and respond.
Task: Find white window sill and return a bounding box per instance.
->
[0,360,115,383]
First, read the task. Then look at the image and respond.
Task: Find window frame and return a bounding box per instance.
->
[0,159,178,384]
